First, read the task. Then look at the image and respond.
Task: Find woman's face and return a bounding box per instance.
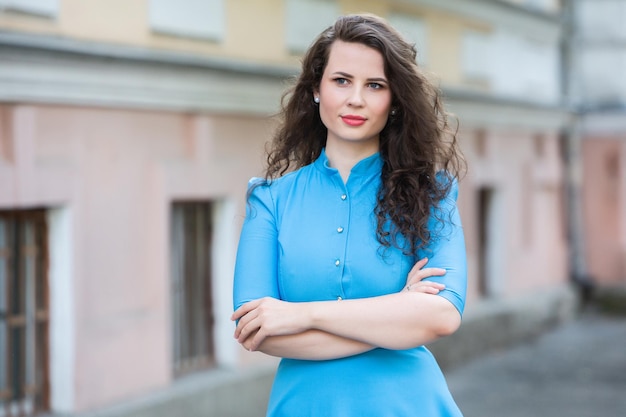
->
[316,41,392,151]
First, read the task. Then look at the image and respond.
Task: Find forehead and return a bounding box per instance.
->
[325,41,386,77]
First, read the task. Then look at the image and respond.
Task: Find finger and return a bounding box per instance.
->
[407,280,445,289]
[406,280,444,289]
[406,282,445,294]
[237,315,261,344]
[240,329,259,351]
[407,257,429,280]
[419,286,443,295]
[248,328,268,351]
[242,337,254,352]
[408,267,447,283]
[231,300,259,321]
[239,319,268,351]
[234,309,258,338]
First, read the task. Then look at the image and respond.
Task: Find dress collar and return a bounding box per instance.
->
[314,148,383,178]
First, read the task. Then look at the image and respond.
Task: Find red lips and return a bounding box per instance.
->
[341,115,367,126]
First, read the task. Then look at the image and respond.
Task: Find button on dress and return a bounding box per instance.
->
[233,150,467,417]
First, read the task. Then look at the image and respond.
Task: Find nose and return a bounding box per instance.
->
[347,86,365,107]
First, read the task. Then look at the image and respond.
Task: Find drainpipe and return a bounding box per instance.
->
[561,0,594,301]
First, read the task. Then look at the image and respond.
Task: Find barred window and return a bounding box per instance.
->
[170,202,215,376]
[0,209,49,417]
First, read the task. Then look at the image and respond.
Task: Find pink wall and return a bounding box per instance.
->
[459,128,568,302]
[0,103,271,411]
[582,137,626,285]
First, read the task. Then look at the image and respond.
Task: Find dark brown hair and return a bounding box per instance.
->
[263,13,464,255]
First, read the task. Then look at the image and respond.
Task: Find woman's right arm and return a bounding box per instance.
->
[249,330,373,360]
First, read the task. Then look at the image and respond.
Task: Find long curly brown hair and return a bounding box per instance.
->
[263,13,465,255]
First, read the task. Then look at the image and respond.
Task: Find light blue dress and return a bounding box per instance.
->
[233,149,467,417]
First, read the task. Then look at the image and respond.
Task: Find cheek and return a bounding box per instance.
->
[374,104,392,121]
[372,94,392,116]
[318,103,334,129]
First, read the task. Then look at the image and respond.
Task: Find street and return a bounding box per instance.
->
[446,312,626,417]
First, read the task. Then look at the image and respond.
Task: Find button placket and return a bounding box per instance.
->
[333,190,349,300]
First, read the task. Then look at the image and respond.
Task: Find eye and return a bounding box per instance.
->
[333,77,349,86]
[367,82,385,90]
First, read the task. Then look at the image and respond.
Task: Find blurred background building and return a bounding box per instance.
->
[0,1,621,416]
[571,0,626,288]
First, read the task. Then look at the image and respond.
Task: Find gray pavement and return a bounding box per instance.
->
[446,312,626,417]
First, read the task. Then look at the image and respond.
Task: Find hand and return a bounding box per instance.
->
[231,297,310,351]
[403,257,446,294]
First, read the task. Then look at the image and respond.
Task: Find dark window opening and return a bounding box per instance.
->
[170,202,215,376]
[0,209,49,417]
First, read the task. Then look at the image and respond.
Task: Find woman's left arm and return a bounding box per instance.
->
[233,180,467,351]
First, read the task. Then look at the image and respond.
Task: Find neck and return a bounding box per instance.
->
[325,140,379,183]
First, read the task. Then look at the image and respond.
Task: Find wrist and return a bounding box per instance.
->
[305,300,327,331]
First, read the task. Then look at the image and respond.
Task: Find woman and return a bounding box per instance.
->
[232,13,466,417]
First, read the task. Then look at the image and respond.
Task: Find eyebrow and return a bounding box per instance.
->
[332,71,388,84]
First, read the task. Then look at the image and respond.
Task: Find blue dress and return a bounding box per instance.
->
[233,150,467,417]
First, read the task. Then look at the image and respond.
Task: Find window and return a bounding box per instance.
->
[581,48,626,105]
[285,0,339,53]
[579,0,626,40]
[477,188,494,298]
[0,209,49,417]
[490,29,559,102]
[0,0,58,17]
[170,202,215,376]
[388,14,428,66]
[461,29,493,83]
[525,0,559,13]
[149,0,225,41]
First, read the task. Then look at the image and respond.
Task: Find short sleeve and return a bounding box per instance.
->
[232,179,280,311]
[420,179,467,316]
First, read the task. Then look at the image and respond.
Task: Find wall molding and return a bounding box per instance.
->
[0,31,294,116]
[0,30,569,129]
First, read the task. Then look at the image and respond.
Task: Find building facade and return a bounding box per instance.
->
[0,1,574,416]
[573,0,626,287]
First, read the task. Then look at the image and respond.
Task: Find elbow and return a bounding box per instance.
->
[434,307,462,337]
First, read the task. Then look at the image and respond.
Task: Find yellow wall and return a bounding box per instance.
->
[59,0,148,44]
[341,0,387,16]
[0,0,494,86]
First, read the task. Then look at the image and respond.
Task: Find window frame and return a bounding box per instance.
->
[170,201,216,377]
[0,209,50,417]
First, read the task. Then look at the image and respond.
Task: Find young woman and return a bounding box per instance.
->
[232,13,467,416]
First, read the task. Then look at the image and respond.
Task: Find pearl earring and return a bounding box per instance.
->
[390,109,397,116]
[314,96,320,104]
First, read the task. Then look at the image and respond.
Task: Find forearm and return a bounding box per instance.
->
[307,292,461,350]
[251,330,374,360]
[233,260,463,353]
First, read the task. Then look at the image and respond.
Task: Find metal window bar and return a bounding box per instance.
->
[170,203,215,376]
[0,210,49,417]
